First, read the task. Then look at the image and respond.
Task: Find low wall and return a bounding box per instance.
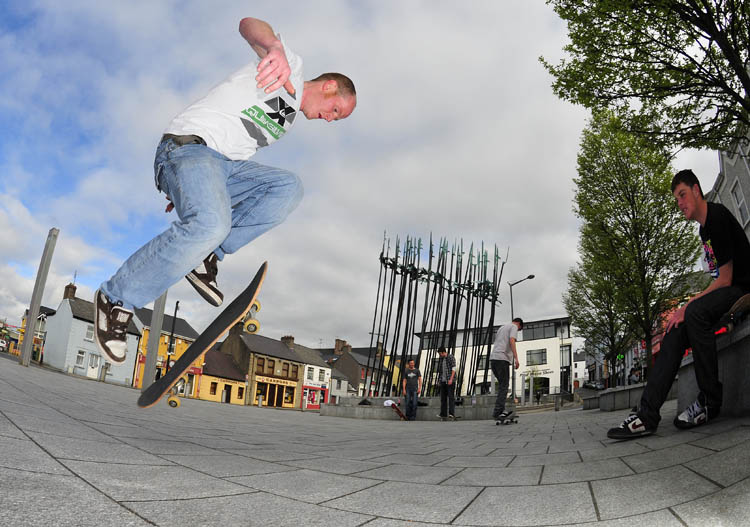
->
[320,394,567,420]
[677,317,750,417]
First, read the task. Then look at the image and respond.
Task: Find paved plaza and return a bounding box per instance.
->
[2,354,750,526]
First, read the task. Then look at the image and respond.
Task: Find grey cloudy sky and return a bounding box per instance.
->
[0,1,717,347]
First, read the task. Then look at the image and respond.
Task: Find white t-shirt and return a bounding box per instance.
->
[165,35,303,161]
[490,323,518,362]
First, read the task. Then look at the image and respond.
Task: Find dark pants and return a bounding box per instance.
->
[490,359,510,417]
[439,381,455,417]
[405,387,419,420]
[639,286,744,428]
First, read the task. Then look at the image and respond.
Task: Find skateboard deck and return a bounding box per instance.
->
[496,411,518,425]
[716,293,750,333]
[138,262,268,409]
[391,403,407,421]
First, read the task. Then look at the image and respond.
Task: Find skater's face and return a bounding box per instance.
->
[408,360,415,370]
[301,79,356,122]
[673,182,701,221]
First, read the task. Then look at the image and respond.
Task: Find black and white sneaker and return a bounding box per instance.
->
[186,253,223,306]
[607,414,655,440]
[93,289,133,363]
[674,398,718,429]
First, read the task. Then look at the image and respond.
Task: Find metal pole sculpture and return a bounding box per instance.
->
[370,234,509,399]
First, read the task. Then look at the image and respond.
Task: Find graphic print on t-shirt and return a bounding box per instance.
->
[239,94,297,148]
[703,240,719,278]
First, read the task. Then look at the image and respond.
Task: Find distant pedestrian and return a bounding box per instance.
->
[490,318,523,421]
[436,347,456,419]
[535,390,541,405]
[402,359,422,421]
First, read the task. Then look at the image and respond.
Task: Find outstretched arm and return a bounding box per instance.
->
[238,17,294,95]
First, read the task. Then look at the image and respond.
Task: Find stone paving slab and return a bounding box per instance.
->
[684,439,750,487]
[672,477,750,526]
[60,460,252,501]
[227,468,381,504]
[1,468,151,527]
[591,465,720,520]
[1,358,749,525]
[125,492,373,527]
[455,482,597,525]
[326,480,481,523]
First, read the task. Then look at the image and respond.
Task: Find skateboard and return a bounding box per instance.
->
[391,403,408,421]
[138,262,268,409]
[496,411,518,425]
[715,293,750,334]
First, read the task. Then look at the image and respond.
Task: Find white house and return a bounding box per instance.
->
[281,336,332,410]
[43,284,140,386]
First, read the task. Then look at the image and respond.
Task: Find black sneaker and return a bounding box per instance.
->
[674,398,719,429]
[93,289,133,363]
[607,414,655,440]
[186,253,223,306]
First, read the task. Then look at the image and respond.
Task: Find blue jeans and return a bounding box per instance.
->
[405,387,418,420]
[100,138,303,308]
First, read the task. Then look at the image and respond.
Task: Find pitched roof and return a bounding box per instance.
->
[134,307,199,340]
[289,343,330,369]
[69,298,140,336]
[239,333,303,363]
[203,349,245,381]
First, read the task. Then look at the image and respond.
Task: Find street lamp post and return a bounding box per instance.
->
[508,274,534,404]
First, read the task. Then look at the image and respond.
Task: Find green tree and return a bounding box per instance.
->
[542,0,750,151]
[570,111,702,377]
[564,257,634,385]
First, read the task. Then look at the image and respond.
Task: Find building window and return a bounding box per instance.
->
[267,359,275,375]
[84,325,94,342]
[337,379,342,389]
[477,354,487,371]
[255,357,265,375]
[307,367,314,381]
[282,362,289,378]
[731,180,749,225]
[560,344,571,367]
[210,382,217,395]
[76,350,85,367]
[361,367,365,379]
[238,386,244,399]
[291,364,299,380]
[318,369,325,382]
[527,349,547,366]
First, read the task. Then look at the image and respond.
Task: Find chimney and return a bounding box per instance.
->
[334,338,346,355]
[376,340,383,360]
[343,343,352,355]
[281,335,294,348]
[63,283,77,300]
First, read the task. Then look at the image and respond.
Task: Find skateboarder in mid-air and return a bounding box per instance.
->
[608,170,750,440]
[93,16,356,362]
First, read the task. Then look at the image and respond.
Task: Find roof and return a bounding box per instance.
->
[25,306,56,319]
[317,346,381,367]
[289,344,330,369]
[330,365,348,380]
[69,298,140,336]
[240,333,304,363]
[202,349,245,381]
[134,307,199,340]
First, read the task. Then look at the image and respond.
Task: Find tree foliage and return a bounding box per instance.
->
[566,111,702,379]
[542,0,750,152]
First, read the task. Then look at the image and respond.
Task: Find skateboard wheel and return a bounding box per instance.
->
[252,299,261,313]
[244,318,260,334]
[167,396,180,408]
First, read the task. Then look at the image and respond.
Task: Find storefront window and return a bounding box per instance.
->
[283,386,295,405]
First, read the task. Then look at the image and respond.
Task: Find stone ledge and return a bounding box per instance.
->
[677,317,750,417]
